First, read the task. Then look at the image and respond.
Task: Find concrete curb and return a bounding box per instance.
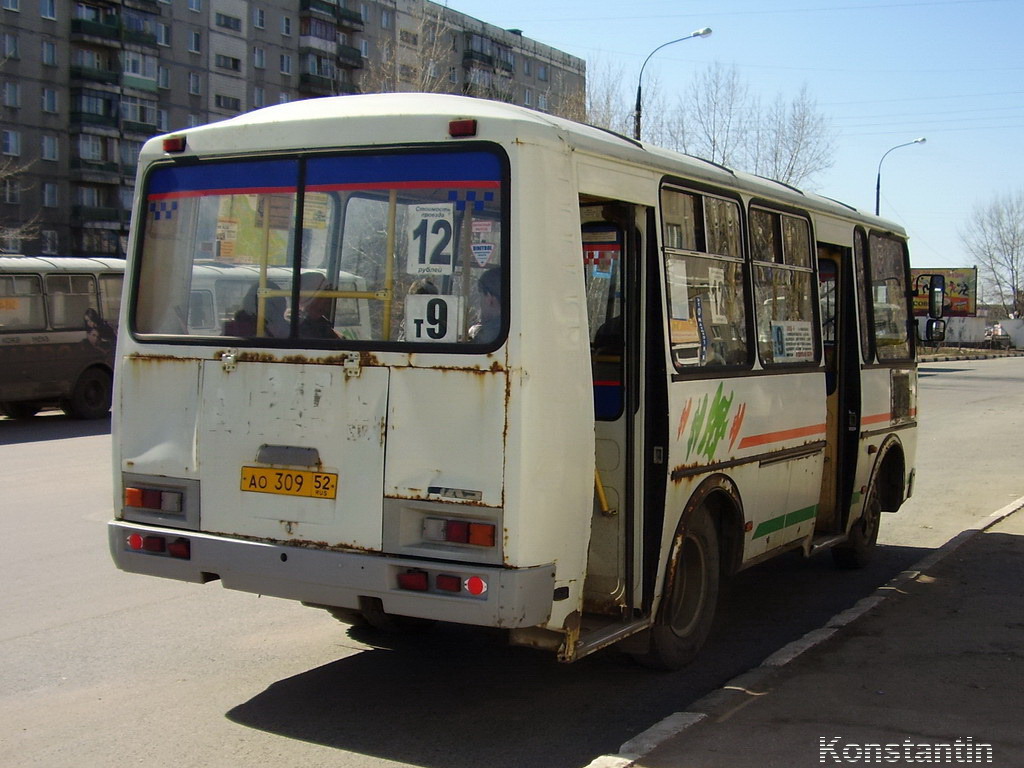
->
[919,351,1023,362]
[583,495,1024,768]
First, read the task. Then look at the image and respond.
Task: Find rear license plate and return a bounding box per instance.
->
[240,467,338,499]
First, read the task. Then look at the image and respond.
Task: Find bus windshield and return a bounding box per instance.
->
[133,148,506,347]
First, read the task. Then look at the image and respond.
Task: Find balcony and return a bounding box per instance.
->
[70,158,122,184]
[336,6,364,30]
[300,0,336,18]
[70,65,120,86]
[122,28,158,46]
[335,80,359,95]
[70,111,120,129]
[72,205,122,224]
[298,73,335,95]
[462,49,494,68]
[336,44,363,68]
[70,18,122,45]
[121,120,158,136]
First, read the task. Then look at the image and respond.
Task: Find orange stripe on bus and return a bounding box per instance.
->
[738,423,827,449]
[861,412,892,425]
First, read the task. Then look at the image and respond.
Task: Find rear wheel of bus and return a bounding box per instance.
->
[637,507,720,670]
[62,367,112,420]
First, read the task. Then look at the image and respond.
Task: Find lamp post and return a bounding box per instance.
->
[633,27,712,141]
[875,137,926,215]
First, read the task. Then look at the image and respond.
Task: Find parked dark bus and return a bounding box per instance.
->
[0,256,123,419]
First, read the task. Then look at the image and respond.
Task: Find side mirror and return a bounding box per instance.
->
[928,274,945,319]
[926,317,946,342]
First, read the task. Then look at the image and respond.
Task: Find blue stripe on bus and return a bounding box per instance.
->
[306,152,502,187]
[146,152,501,200]
[147,159,299,197]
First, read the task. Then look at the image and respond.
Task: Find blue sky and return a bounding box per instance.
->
[447,0,1024,268]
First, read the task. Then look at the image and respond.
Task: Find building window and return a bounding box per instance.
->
[123,51,157,80]
[43,182,58,207]
[252,7,264,28]
[189,31,201,53]
[3,234,22,253]
[2,82,19,107]
[380,9,391,28]
[281,15,291,35]
[41,134,58,160]
[188,113,201,127]
[215,12,241,31]
[523,87,532,107]
[156,22,170,46]
[278,92,289,104]
[4,179,20,204]
[188,72,201,95]
[41,230,58,255]
[157,65,169,88]
[2,0,19,12]
[253,86,264,108]
[360,39,369,58]
[358,2,367,22]
[40,0,55,19]
[214,94,241,111]
[2,130,20,156]
[3,33,19,59]
[215,54,241,71]
[79,133,105,161]
[156,109,168,131]
[400,29,417,46]
[523,59,531,77]
[188,0,200,11]
[279,53,292,74]
[538,64,548,81]
[41,40,56,65]
[253,47,265,68]
[41,88,58,113]
[448,66,457,84]
[537,93,548,111]
[121,95,157,126]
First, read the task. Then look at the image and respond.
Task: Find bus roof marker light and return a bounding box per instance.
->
[448,119,477,138]
[162,135,187,153]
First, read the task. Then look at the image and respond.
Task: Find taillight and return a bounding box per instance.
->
[126,533,190,559]
[422,517,496,547]
[124,486,183,514]
[396,569,489,598]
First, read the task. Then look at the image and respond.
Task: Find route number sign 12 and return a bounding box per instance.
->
[407,204,454,276]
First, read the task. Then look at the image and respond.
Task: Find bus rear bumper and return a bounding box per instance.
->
[107,521,555,628]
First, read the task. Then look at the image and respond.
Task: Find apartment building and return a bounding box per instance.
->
[0,0,586,257]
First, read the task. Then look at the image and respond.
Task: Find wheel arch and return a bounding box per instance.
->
[868,435,907,513]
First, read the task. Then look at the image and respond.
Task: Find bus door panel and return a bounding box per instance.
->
[197,360,389,551]
[581,211,632,613]
[815,245,862,532]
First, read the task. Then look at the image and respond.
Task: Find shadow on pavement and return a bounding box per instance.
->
[226,542,930,768]
[0,411,110,445]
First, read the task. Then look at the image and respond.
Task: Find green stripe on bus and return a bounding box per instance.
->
[753,504,818,539]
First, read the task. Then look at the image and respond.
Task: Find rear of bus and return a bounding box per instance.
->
[108,96,593,648]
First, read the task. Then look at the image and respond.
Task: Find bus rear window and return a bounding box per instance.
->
[133,148,506,348]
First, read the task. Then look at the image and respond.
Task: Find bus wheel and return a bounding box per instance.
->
[0,401,42,419]
[638,507,720,670]
[832,485,881,569]
[62,368,112,420]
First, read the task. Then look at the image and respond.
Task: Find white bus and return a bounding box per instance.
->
[108,94,943,668]
[0,256,124,419]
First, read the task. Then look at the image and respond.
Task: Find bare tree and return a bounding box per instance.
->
[359,2,455,95]
[675,63,750,166]
[744,85,836,187]
[960,190,1024,318]
[0,157,38,253]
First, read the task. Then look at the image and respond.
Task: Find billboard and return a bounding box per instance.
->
[911,267,977,317]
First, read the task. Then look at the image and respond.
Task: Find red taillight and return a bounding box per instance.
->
[446,520,469,543]
[127,533,144,550]
[436,574,461,593]
[397,570,429,591]
[142,535,165,553]
[448,119,477,138]
[465,576,488,596]
[167,538,190,559]
[124,486,183,514]
[163,135,186,152]
[422,517,495,547]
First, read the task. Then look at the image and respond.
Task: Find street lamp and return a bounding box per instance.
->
[634,27,712,141]
[875,137,926,215]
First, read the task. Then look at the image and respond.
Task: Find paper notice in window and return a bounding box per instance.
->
[770,320,815,363]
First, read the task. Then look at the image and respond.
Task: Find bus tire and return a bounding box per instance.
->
[1,401,42,419]
[637,507,720,670]
[62,367,112,420]
[832,484,881,569]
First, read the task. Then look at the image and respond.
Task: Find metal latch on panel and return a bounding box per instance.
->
[343,351,361,378]
[221,349,237,372]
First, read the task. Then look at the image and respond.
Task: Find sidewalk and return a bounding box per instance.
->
[609,502,1024,768]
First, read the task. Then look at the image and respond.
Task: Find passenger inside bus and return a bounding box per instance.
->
[224,282,288,337]
[469,267,501,344]
[297,272,340,340]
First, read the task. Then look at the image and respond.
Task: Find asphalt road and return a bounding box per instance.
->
[1,357,1021,768]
